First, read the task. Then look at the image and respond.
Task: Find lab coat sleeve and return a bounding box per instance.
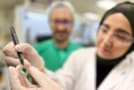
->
[46,50,80,90]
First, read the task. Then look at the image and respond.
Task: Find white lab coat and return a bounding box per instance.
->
[47,47,134,90]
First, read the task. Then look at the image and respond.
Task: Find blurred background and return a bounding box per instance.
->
[0,0,133,49]
[1,0,134,49]
[0,0,133,89]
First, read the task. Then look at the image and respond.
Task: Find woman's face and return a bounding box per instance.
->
[96,13,133,60]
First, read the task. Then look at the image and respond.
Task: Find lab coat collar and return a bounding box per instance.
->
[98,51,134,90]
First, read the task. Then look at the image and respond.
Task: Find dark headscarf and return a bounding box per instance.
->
[97,1,134,87]
[99,1,134,53]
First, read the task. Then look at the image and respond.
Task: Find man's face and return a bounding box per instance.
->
[50,7,73,42]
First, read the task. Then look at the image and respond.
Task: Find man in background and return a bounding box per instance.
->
[34,1,82,71]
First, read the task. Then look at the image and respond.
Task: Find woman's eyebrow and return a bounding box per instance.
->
[102,23,109,28]
[101,23,131,36]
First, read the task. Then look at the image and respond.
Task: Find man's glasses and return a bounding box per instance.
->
[51,19,73,26]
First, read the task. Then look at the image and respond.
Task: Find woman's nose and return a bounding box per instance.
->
[102,33,113,48]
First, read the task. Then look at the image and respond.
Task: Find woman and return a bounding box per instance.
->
[3,1,134,90]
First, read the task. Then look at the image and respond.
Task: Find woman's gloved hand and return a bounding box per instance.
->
[8,66,62,90]
[3,42,45,72]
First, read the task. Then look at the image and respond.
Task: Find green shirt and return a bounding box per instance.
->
[34,39,82,71]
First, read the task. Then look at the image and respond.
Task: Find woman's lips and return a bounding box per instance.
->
[100,47,111,55]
